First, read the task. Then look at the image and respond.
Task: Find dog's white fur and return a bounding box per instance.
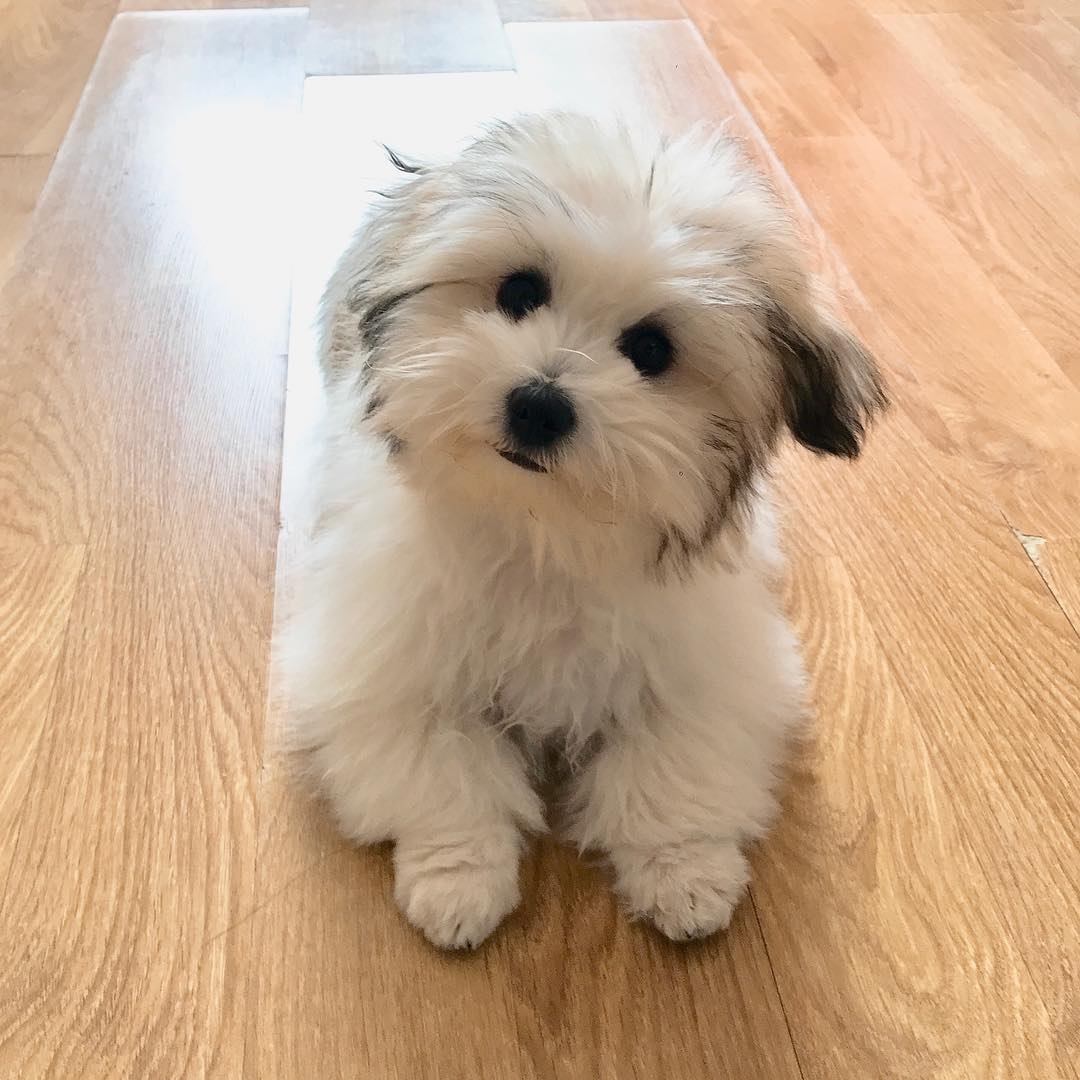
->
[282,114,884,949]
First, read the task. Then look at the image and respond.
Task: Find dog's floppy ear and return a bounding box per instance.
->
[768,295,887,458]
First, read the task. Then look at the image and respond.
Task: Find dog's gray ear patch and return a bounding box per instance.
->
[768,307,887,459]
[358,286,429,351]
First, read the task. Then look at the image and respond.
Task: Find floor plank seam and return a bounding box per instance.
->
[748,886,806,1079]
[201,850,340,950]
[679,14,877,315]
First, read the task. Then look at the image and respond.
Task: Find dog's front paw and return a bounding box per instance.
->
[610,839,750,942]
[393,832,521,950]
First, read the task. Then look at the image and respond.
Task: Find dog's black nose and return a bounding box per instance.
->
[505,381,577,450]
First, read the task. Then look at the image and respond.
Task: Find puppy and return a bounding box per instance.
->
[282,113,885,949]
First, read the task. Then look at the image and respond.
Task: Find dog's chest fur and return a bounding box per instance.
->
[441,532,655,747]
[417,486,772,751]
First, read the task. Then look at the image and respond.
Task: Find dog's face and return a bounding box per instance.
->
[324,114,885,570]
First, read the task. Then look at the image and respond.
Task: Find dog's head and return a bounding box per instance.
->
[324,114,886,571]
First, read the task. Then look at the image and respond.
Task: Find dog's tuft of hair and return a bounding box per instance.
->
[283,113,885,950]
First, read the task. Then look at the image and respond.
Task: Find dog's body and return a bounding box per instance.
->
[283,114,884,948]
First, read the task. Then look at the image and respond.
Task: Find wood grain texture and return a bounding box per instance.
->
[866,8,1080,389]
[777,132,1080,540]
[685,0,1080,535]
[497,0,683,19]
[972,12,1080,106]
[305,0,513,76]
[879,13,1080,177]
[761,554,1061,1078]
[0,0,117,155]
[817,393,1080,1073]
[0,155,51,286]
[858,0,1080,11]
[0,543,85,887]
[247,68,803,1080]
[767,392,1080,1078]
[0,542,269,1079]
[0,10,303,1076]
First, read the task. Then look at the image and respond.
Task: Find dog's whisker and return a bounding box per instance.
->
[555,346,599,365]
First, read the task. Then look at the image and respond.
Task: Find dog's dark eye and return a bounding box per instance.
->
[618,321,674,377]
[496,270,550,321]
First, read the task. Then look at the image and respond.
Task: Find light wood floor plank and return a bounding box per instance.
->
[497,0,683,19]
[0,542,271,1078]
[815,363,1080,1077]
[0,11,303,1077]
[974,13,1080,106]
[809,0,1080,395]
[759,554,1062,1078]
[0,0,117,155]
[880,13,1080,178]
[305,0,513,76]
[855,0,1080,13]
[0,155,52,286]
[510,19,735,127]
[0,11,302,546]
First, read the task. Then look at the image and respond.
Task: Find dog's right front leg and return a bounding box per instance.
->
[309,705,543,950]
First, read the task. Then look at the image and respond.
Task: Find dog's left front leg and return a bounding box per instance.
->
[565,690,788,941]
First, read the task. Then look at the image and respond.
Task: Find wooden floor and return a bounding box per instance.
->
[2,1,1078,1077]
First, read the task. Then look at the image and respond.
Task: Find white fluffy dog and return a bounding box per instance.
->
[282,114,885,949]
